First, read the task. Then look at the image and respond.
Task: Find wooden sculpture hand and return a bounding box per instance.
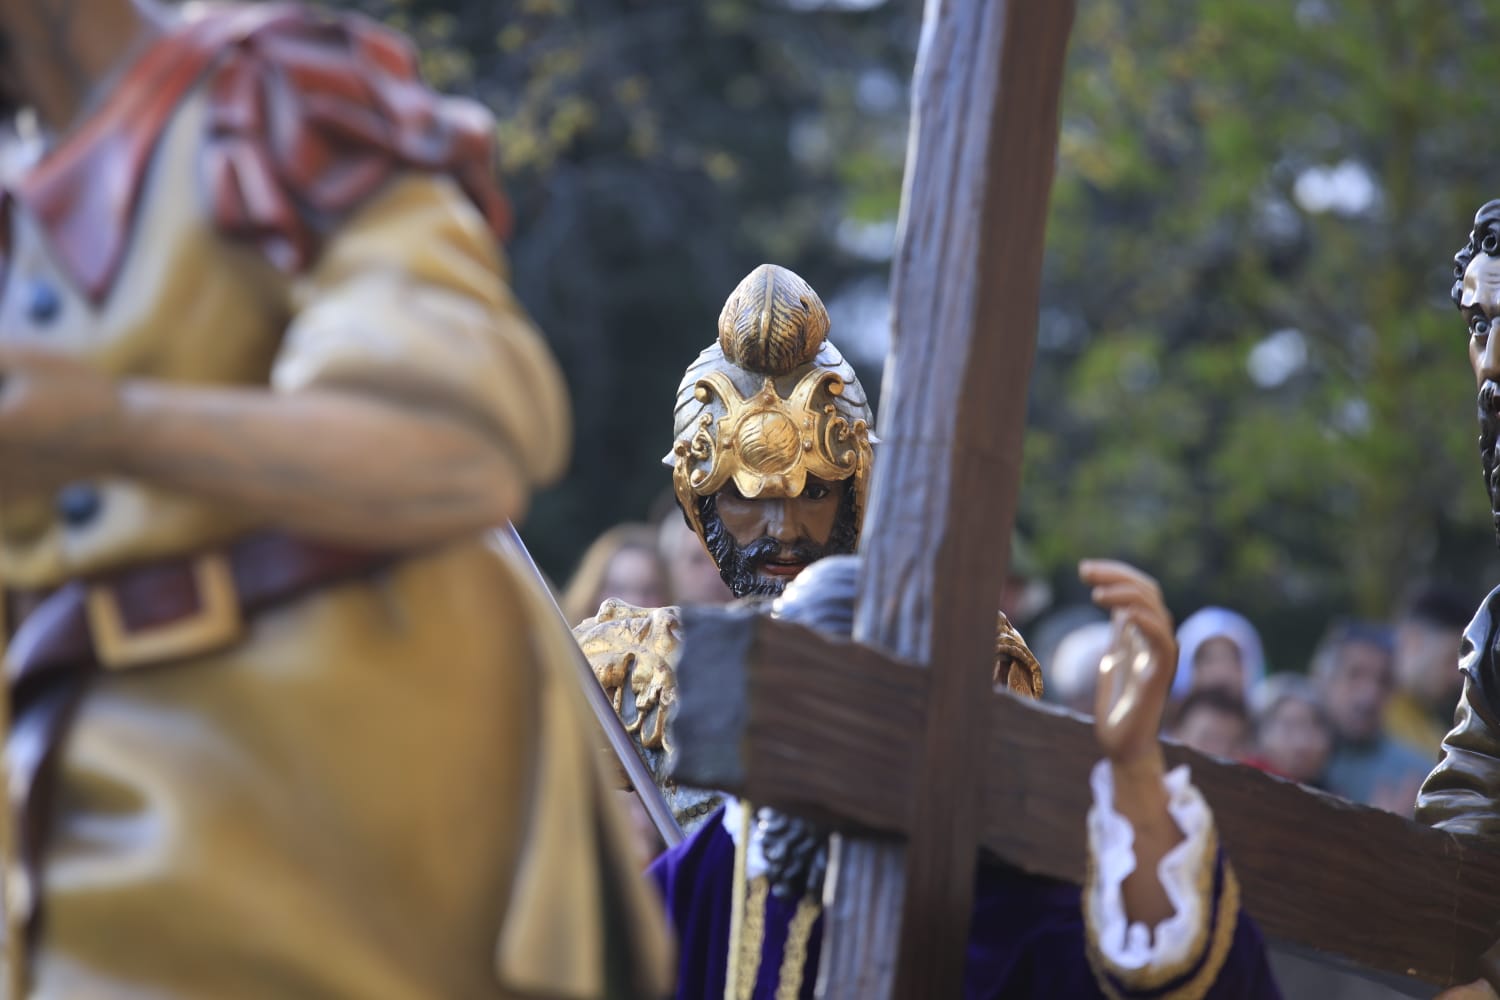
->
[1080,558,1182,927]
[1083,559,1178,770]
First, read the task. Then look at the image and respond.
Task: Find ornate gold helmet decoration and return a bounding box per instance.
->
[666,264,875,546]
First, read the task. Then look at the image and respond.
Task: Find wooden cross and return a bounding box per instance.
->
[669,0,1500,994]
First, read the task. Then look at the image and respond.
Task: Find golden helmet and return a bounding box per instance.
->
[665,264,875,547]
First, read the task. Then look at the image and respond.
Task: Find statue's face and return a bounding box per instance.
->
[697,476,856,598]
[1460,205,1500,540]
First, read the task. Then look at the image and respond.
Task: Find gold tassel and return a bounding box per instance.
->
[737,878,769,1000]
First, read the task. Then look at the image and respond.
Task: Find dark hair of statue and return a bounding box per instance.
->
[1453,199,1500,308]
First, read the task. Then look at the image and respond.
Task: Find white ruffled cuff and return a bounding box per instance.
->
[1085,759,1220,982]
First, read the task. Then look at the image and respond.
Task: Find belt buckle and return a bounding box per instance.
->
[85,553,243,670]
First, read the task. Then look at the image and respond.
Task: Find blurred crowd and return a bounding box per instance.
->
[565,510,1475,818]
[1043,575,1475,816]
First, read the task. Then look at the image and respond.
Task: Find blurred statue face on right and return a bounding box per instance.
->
[1455,200,1500,544]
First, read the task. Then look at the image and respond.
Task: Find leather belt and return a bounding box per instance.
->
[7,530,397,681]
[2,529,400,964]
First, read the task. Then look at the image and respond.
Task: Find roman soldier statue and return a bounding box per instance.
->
[576,263,881,831]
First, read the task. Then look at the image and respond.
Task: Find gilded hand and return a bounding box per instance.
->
[0,343,124,499]
[1081,559,1178,772]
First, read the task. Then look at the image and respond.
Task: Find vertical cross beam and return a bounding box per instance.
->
[817,1,1075,995]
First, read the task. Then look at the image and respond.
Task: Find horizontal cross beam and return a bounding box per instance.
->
[671,607,1500,990]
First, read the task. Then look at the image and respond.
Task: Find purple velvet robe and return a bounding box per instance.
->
[648,808,1281,999]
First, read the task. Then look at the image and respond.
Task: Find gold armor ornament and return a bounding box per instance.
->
[577,598,682,756]
[667,264,875,548]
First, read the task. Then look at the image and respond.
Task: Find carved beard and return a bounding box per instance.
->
[695,487,860,600]
[1481,382,1500,546]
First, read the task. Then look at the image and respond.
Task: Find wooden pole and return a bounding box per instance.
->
[817,0,1075,995]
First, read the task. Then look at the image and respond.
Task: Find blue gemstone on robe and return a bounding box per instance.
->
[26,280,61,324]
[56,484,102,527]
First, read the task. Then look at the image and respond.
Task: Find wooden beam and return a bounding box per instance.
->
[981,696,1500,991]
[673,608,926,833]
[672,614,1500,989]
[825,0,1076,993]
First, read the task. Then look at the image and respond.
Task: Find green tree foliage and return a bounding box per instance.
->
[326,0,1499,667]
[1027,0,1500,664]
[327,0,915,579]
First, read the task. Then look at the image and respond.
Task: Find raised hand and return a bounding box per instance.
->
[1082,559,1178,770]
[1080,558,1182,927]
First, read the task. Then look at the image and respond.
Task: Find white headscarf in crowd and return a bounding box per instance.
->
[1172,606,1266,701]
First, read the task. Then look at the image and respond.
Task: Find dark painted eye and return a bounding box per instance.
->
[803,482,831,500]
[1482,230,1499,255]
[1473,314,1491,338]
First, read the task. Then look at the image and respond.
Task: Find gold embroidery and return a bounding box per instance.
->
[776,896,821,1000]
[734,877,770,1000]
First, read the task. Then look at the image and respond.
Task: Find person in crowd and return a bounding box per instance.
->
[659,509,734,605]
[1046,619,1112,715]
[1386,582,1473,753]
[1317,622,1432,814]
[562,522,672,624]
[1168,688,1252,761]
[1247,674,1334,787]
[1172,606,1266,703]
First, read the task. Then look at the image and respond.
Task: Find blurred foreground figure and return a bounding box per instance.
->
[0,2,669,996]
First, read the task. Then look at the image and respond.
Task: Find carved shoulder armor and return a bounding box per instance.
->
[574,599,683,755]
[574,599,725,832]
